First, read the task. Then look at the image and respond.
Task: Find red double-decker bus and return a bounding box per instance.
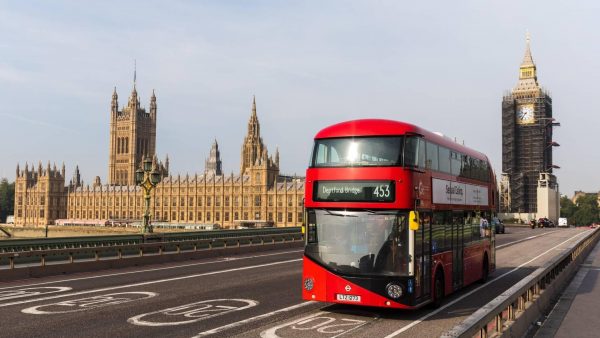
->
[302,119,497,309]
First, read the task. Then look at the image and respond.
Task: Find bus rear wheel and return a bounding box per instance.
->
[432,270,444,308]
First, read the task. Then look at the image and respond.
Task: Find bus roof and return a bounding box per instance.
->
[314,119,489,161]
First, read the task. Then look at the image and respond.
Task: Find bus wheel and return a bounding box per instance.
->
[432,270,444,308]
[479,255,489,283]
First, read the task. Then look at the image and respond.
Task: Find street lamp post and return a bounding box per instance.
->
[135,157,161,234]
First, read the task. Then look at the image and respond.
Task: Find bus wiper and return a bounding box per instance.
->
[322,209,357,217]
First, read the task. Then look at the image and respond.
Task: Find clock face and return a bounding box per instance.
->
[517,105,535,124]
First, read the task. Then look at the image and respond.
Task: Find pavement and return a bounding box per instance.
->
[536,234,600,338]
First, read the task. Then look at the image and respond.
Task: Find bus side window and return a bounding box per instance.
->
[432,212,445,252]
[426,141,439,171]
[470,212,481,240]
[418,138,426,168]
[438,146,450,173]
[463,212,473,244]
[404,137,418,167]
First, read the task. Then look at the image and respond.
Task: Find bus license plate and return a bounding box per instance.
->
[336,294,361,302]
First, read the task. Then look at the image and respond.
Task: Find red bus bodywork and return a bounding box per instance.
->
[302,119,497,309]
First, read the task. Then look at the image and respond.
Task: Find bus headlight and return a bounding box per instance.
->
[386,283,403,299]
[304,278,314,291]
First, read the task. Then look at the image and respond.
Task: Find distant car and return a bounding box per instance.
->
[538,217,555,228]
[492,217,505,234]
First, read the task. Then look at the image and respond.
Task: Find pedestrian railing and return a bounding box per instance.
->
[0,227,301,253]
[442,227,600,338]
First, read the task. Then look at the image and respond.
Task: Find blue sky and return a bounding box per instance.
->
[1,0,598,195]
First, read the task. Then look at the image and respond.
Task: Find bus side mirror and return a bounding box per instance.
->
[409,211,420,231]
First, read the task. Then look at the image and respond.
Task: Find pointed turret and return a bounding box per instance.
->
[61,163,65,177]
[71,165,81,188]
[513,33,540,95]
[16,163,20,178]
[205,139,223,176]
[520,32,535,68]
[111,87,119,116]
[150,89,157,120]
[240,96,266,174]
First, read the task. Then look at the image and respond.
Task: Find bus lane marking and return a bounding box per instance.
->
[384,229,592,337]
[21,291,157,314]
[0,287,72,303]
[128,299,258,326]
[192,301,316,337]
[261,312,369,338]
[0,259,301,308]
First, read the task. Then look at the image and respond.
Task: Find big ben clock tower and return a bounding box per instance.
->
[500,35,560,217]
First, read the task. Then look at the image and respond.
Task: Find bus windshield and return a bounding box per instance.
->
[305,209,409,276]
[311,137,403,167]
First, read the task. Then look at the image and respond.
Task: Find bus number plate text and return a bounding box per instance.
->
[336,294,361,302]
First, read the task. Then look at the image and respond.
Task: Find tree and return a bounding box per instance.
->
[560,196,577,218]
[0,178,15,223]
[571,194,600,226]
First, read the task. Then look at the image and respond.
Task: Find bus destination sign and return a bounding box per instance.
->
[314,181,395,202]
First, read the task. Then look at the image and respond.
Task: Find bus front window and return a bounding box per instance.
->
[305,209,409,276]
[311,137,403,167]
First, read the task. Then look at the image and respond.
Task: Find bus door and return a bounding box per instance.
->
[414,212,432,301]
[451,211,464,290]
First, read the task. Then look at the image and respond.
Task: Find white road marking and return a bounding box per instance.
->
[384,229,592,337]
[0,258,301,308]
[192,301,316,337]
[261,312,368,338]
[128,299,258,326]
[0,249,303,291]
[0,287,72,302]
[496,230,558,249]
[22,291,158,314]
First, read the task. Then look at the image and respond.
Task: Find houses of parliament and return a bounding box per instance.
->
[13,79,305,228]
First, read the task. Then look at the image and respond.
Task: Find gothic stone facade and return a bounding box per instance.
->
[14,87,305,228]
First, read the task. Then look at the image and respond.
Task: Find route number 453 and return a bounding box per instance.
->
[373,185,390,198]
